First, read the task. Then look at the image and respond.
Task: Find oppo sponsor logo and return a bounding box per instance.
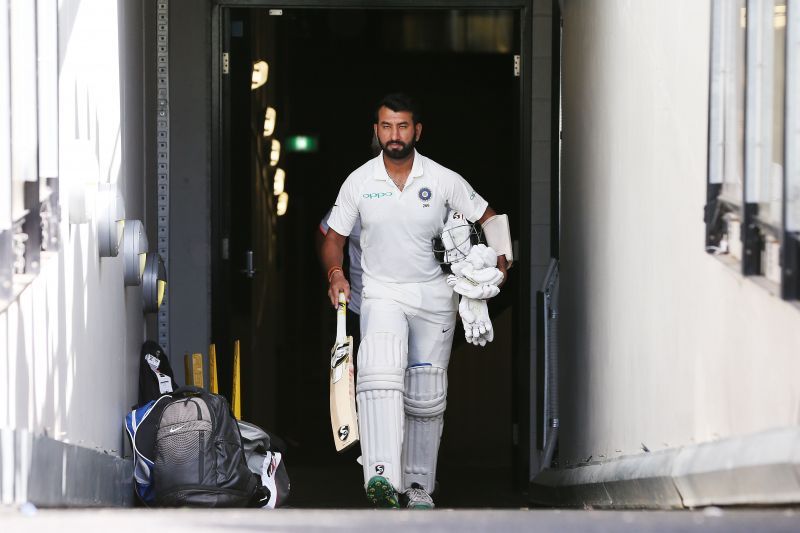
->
[363,192,393,200]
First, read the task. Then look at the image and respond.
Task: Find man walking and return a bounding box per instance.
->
[320,93,512,508]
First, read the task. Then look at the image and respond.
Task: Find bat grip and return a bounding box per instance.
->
[336,291,347,341]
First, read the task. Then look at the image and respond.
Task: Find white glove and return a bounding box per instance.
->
[458,296,494,347]
[451,277,500,300]
[449,245,503,300]
[465,244,498,269]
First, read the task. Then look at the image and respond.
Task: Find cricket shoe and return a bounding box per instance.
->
[366,475,399,508]
[403,483,434,509]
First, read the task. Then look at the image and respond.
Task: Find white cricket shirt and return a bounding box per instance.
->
[327,150,488,283]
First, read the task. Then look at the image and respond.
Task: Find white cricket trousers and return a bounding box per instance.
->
[356,274,457,492]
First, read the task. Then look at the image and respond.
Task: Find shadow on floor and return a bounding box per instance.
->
[285,464,527,509]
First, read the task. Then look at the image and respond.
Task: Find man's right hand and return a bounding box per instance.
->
[328,271,351,308]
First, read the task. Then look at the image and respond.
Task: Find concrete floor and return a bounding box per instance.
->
[2,507,799,532]
[286,465,526,508]
[6,460,798,531]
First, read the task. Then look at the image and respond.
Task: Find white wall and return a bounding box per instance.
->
[559,0,800,465]
[0,0,143,463]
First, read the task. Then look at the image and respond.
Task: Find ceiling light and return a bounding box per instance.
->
[251,60,269,90]
[277,192,289,216]
[270,139,281,166]
[263,107,276,137]
[142,253,167,313]
[123,220,148,286]
[273,168,285,196]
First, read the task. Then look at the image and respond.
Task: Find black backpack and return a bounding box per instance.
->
[152,387,260,507]
[138,340,179,407]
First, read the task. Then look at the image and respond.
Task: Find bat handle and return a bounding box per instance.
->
[336,291,347,341]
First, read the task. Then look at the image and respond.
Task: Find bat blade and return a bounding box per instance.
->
[330,334,359,452]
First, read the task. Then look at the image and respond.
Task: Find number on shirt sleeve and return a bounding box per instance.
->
[445,172,489,223]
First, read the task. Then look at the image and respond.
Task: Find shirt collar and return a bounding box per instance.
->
[372,149,425,182]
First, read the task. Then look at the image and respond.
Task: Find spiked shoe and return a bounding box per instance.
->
[366,475,399,509]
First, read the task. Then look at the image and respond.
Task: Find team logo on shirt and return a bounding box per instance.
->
[418,187,432,202]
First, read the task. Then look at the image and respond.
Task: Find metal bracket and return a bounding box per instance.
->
[156,0,170,347]
[514,54,520,77]
[782,233,800,300]
[742,203,762,276]
[240,250,256,278]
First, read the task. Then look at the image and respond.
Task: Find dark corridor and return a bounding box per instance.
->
[212,7,528,507]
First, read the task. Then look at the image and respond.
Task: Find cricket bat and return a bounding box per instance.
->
[330,292,359,452]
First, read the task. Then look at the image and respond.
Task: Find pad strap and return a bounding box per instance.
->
[357,369,404,393]
[404,365,447,417]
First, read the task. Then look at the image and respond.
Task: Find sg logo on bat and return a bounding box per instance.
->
[330,343,349,369]
[338,425,350,441]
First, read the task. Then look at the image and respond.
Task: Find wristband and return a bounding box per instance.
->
[327,266,343,283]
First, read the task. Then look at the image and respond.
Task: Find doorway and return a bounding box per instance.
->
[211,3,533,507]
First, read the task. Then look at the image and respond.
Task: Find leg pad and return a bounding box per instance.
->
[356,332,406,490]
[402,364,447,492]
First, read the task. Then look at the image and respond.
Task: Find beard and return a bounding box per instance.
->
[379,136,416,160]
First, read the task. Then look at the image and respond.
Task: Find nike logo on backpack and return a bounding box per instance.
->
[169,425,184,433]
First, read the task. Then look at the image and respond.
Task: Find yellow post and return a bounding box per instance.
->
[190,353,204,388]
[231,339,241,420]
[183,353,192,386]
[209,343,219,394]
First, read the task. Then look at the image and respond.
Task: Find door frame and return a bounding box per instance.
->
[209,0,535,487]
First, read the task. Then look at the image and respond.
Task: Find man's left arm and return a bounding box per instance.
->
[478,207,511,286]
[443,171,513,284]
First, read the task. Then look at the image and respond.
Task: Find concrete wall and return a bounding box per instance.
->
[559,0,800,468]
[528,0,556,477]
[0,0,144,505]
[166,0,212,370]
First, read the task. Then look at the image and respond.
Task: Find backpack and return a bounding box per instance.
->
[126,387,261,507]
[137,340,178,407]
[126,395,172,504]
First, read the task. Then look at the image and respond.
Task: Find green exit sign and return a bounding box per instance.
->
[286,135,318,152]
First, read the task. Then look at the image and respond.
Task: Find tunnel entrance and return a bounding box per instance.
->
[210,4,533,507]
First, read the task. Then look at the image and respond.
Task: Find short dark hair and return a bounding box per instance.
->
[374,93,421,125]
